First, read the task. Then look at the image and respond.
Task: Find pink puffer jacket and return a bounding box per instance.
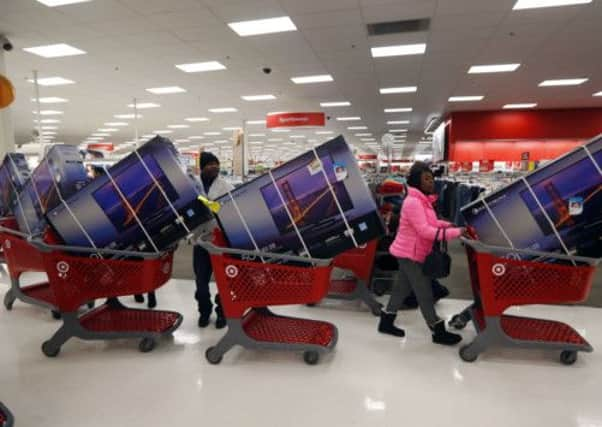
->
[389,187,463,263]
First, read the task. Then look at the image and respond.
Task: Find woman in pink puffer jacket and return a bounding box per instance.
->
[378,162,466,346]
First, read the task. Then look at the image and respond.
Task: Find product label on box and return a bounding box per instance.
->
[569,197,584,216]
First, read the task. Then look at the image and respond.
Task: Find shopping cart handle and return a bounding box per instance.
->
[197,240,332,266]
[27,238,168,259]
[460,237,601,266]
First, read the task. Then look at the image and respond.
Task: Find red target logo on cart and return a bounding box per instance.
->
[492,263,506,277]
[56,261,70,279]
[225,265,239,279]
[4,240,10,249]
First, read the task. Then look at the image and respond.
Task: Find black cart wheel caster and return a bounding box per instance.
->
[42,341,60,358]
[449,314,468,330]
[139,337,156,353]
[206,347,223,365]
[459,345,478,363]
[51,310,61,320]
[303,351,320,365]
[560,350,578,366]
[3,295,14,311]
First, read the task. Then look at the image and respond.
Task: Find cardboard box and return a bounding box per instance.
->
[0,153,30,217]
[215,135,385,258]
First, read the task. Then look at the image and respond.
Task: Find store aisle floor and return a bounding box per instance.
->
[2,273,602,427]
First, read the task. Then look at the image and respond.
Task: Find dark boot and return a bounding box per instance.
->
[431,320,462,346]
[378,311,405,337]
[147,292,157,309]
[134,294,144,303]
[198,312,211,328]
[432,280,450,303]
[215,299,226,329]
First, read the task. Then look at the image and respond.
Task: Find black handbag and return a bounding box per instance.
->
[422,228,451,279]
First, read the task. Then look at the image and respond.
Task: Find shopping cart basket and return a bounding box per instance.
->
[0,401,14,427]
[318,239,383,316]
[28,238,183,357]
[201,231,338,365]
[454,238,599,365]
[0,217,64,318]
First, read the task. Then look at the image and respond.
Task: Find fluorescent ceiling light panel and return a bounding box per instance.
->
[92,133,110,137]
[513,0,591,9]
[249,141,264,145]
[268,138,283,142]
[223,127,242,131]
[128,103,160,109]
[42,131,57,135]
[228,16,297,37]
[355,133,372,137]
[387,120,410,125]
[23,43,86,58]
[503,103,538,109]
[104,122,128,126]
[209,107,237,113]
[176,61,226,73]
[204,132,221,136]
[32,97,68,104]
[290,135,306,138]
[87,137,104,140]
[468,64,521,74]
[168,124,190,129]
[389,129,408,132]
[347,126,367,130]
[189,136,205,140]
[146,86,186,95]
[185,117,209,122]
[380,86,417,94]
[247,120,267,125]
[594,91,602,97]
[98,128,118,132]
[213,140,230,144]
[320,101,351,107]
[249,133,266,137]
[142,134,155,138]
[115,114,142,119]
[315,131,334,135]
[291,74,333,84]
[448,96,484,102]
[384,108,412,113]
[539,78,588,86]
[361,138,376,142]
[175,139,190,143]
[36,0,92,5]
[41,126,58,130]
[336,117,361,121]
[371,43,426,58]
[272,129,290,133]
[34,119,61,124]
[34,110,63,115]
[29,77,75,86]
[153,130,173,134]
[241,94,276,101]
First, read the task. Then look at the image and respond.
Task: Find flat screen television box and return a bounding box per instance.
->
[461,134,602,256]
[215,135,385,258]
[14,145,88,234]
[0,153,30,217]
[47,136,213,252]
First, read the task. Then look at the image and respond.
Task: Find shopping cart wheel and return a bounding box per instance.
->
[3,292,14,310]
[42,341,60,358]
[303,351,320,365]
[560,350,578,366]
[205,347,223,365]
[138,338,156,353]
[449,314,468,330]
[51,310,61,320]
[459,345,478,363]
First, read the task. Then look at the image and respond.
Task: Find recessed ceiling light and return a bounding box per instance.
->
[23,43,86,58]
[32,97,68,104]
[513,0,591,9]
[98,128,118,132]
[503,103,538,109]
[128,103,160,109]
[29,76,75,86]
[146,86,186,95]
[153,130,173,134]
[190,136,205,140]
[355,133,372,137]
[167,124,190,129]
[92,133,110,137]
[315,131,334,135]
[469,64,521,74]
[228,16,297,37]
[272,129,290,133]
[241,94,276,101]
[336,117,361,121]
[389,129,408,132]
[320,101,351,107]
[387,120,410,125]
[247,120,267,125]
[34,119,61,124]
[176,61,227,73]
[539,78,588,86]
[384,108,412,113]
[209,107,237,113]
[204,132,221,136]
[449,96,484,102]
[371,43,426,58]
[291,74,334,84]
[185,117,210,122]
[380,86,418,94]
[104,122,128,127]
[33,110,63,115]
[594,91,602,97]
[36,0,92,5]
[115,114,143,119]
[347,126,367,130]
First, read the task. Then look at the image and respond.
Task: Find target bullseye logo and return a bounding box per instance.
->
[225,265,239,278]
[4,240,10,249]
[492,263,506,277]
[57,261,70,278]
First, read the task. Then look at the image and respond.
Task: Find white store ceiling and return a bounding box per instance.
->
[2,0,602,160]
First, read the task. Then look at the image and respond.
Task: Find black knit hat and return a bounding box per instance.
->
[200,151,219,170]
[407,161,432,189]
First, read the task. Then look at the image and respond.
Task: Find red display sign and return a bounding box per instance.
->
[460,162,473,172]
[266,112,325,128]
[479,160,493,172]
[357,154,377,160]
[87,142,114,152]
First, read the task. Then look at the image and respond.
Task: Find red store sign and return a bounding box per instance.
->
[266,112,325,128]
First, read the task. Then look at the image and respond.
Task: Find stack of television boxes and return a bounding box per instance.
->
[461,134,602,257]
[0,153,30,218]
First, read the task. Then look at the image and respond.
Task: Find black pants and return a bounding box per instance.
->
[193,245,222,316]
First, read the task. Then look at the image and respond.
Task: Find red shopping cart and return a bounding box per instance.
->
[0,217,65,318]
[26,237,182,357]
[320,239,383,315]
[202,230,338,365]
[0,401,14,427]
[454,237,599,365]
